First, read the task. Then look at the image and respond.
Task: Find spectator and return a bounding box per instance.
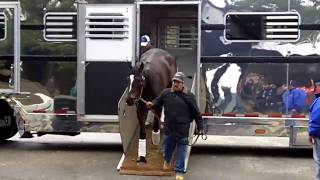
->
[282,80,307,114]
[140,35,153,56]
[308,80,320,180]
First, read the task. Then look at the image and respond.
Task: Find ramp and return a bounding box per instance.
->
[117,88,174,176]
[119,126,174,176]
[117,75,198,176]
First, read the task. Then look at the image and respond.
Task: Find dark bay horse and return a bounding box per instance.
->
[125,48,177,164]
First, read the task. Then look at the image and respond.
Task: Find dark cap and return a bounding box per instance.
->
[140,35,150,47]
[172,72,185,83]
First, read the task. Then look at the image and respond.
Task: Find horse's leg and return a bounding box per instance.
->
[136,103,147,164]
[152,108,161,145]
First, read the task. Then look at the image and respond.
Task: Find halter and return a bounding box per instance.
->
[129,75,147,104]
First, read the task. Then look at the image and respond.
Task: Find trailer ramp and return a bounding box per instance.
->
[118,75,199,176]
[117,88,175,176]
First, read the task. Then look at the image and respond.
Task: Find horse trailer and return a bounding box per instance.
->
[0,0,319,176]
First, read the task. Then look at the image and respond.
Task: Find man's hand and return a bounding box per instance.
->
[309,136,314,145]
[145,101,153,109]
[199,129,205,135]
[195,129,204,135]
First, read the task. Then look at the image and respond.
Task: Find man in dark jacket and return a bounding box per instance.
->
[308,80,320,180]
[146,72,203,180]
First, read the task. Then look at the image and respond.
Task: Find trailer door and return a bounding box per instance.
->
[0,2,20,93]
[77,3,135,121]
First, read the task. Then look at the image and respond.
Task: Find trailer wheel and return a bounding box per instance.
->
[0,116,17,142]
[0,100,17,142]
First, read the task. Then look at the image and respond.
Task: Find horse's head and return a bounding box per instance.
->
[125,62,146,106]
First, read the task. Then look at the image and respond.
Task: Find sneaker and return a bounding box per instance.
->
[163,161,170,170]
[176,173,184,180]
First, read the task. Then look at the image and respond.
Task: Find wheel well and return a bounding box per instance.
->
[0,99,13,117]
[0,99,17,141]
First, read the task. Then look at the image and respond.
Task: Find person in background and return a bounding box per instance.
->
[140,34,155,126]
[140,35,153,56]
[146,72,204,180]
[282,80,307,114]
[308,80,320,180]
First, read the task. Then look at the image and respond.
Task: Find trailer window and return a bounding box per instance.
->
[224,12,300,42]
[0,12,6,41]
[163,24,197,49]
[43,12,77,42]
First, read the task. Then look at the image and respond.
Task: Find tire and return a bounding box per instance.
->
[0,116,17,142]
[0,100,18,142]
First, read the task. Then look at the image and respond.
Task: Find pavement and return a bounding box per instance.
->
[0,133,313,180]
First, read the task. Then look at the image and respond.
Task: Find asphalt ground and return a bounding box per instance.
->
[0,133,315,180]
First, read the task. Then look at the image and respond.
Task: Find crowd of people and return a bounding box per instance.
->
[241,78,314,114]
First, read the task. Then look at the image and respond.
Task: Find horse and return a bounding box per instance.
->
[125,48,177,164]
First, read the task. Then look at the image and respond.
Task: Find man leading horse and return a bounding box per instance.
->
[146,72,204,180]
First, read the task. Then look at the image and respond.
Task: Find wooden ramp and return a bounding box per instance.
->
[117,74,201,176]
[119,126,175,176]
[117,88,174,176]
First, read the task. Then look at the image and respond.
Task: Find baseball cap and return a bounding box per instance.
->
[172,72,185,83]
[140,35,150,47]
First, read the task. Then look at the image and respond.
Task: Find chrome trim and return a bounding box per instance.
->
[77,2,87,115]
[14,3,20,93]
[266,29,298,32]
[79,115,119,122]
[266,16,298,19]
[85,34,128,38]
[266,35,299,39]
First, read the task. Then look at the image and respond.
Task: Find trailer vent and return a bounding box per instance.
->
[0,12,6,41]
[225,12,300,42]
[85,13,129,40]
[43,12,77,41]
[165,24,197,49]
[265,14,299,40]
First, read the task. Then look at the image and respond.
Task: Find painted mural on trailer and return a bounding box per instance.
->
[201,0,320,116]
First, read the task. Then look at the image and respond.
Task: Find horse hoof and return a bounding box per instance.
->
[136,156,147,165]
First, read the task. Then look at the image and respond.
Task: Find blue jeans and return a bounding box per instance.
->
[314,138,320,180]
[163,135,188,173]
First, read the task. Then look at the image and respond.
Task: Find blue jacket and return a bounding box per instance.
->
[308,97,320,138]
[282,88,307,112]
